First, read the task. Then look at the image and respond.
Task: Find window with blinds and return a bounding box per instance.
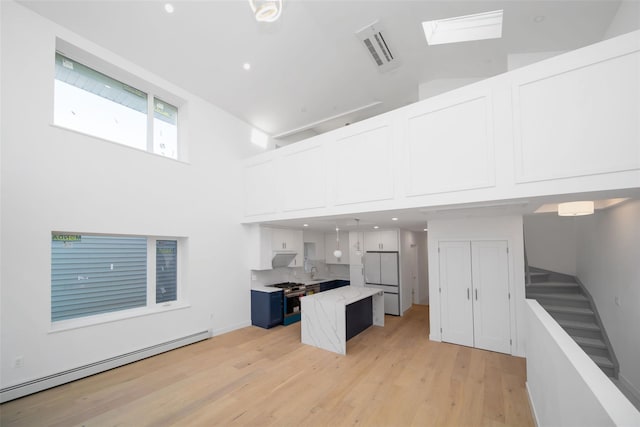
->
[51,234,147,322]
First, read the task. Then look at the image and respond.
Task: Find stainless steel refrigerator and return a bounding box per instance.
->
[364,251,400,315]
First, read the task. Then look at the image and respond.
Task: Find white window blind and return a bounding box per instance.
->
[156,240,177,303]
[51,234,147,322]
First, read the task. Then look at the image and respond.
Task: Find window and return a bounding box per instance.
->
[51,233,180,324]
[54,52,179,160]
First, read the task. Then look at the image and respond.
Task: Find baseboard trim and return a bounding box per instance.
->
[0,330,210,403]
[619,373,640,410]
[212,320,251,336]
[526,382,540,427]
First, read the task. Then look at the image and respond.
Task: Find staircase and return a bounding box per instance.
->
[525,267,619,378]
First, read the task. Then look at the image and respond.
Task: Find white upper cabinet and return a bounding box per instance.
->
[325,231,350,265]
[364,230,398,252]
[248,227,303,270]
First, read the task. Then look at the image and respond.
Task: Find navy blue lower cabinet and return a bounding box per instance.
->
[345,296,373,341]
[320,280,350,292]
[251,290,283,329]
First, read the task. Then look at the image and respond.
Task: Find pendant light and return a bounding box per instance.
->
[333,227,342,259]
[354,218,362,256]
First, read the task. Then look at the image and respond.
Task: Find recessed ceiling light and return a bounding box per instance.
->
[422,9,503,46]
[423,228,428,232]
[243,62,251,71]
[391,217,398,221]
[164,3,174,14]
[373,226,379,229]
[303,224,309,227]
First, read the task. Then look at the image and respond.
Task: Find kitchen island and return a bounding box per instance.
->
[301,286,384,355]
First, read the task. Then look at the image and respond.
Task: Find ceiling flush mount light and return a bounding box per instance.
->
[333,227,342,259]
[248,0,282,23]
[243,62,251,71]
[391,217,398,221]
[373,226,379,229]
[558,201,594,217]
[164,3,174,14]
[422,9,503,46]
[303,223,309,227]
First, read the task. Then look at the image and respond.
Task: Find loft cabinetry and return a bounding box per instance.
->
[243,31,639,223]
[438,240,511,354]
[364,230,398,252]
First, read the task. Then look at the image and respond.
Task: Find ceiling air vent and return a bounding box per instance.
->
[355,21,400,73]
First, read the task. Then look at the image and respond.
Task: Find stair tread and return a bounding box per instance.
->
[557,319,601,330]
[574,336,607,348]
[542,304,594,315]
[527,281,579,287]
[589,354,614,368]
[527,292,588,301]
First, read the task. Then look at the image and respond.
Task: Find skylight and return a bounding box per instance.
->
[422,9,503,46]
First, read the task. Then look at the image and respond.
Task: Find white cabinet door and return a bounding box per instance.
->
[325,232,350,264]
[269,228,302,267]
[364,230,399,252]
[380,252,399,286]
[349,265,364,287]
[439,241,474,347]
[363,252,381,284]
[471,241,511,353]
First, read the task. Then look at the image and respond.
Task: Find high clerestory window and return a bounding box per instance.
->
[54,51,179,160]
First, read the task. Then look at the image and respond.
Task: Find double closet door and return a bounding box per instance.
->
[439,240,512,354]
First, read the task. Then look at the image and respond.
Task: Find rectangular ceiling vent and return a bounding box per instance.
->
[355,21,400,73]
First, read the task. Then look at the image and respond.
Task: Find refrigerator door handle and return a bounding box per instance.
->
[467,288,470,300]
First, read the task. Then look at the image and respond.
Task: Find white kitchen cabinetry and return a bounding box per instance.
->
[364,230,399,252]
[438,240,511,354]
[248,226,303,270]
[325,232,350,265]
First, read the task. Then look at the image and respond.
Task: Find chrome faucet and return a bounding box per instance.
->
[310,266,318,279]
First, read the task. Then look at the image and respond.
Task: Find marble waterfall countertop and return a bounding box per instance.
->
[301,286,384,355]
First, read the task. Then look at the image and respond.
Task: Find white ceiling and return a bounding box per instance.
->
[20,0,623,144]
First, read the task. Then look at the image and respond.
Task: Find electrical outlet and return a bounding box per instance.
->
[14,356,23,368]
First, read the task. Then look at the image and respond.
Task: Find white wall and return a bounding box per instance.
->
[526,300,640,427]
[427,215,526,356]
[400,230,419,313]
[418,77,481,101]
[575,200,640,403]
[523,214,579,275]
[417,232,429,305]
[0,2,262,391]
[605,0,640,39]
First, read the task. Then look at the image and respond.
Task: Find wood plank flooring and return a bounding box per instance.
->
[0,305,534,426]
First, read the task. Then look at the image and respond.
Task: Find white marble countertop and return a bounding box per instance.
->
[302,286,382,306]
[251,285,282,293]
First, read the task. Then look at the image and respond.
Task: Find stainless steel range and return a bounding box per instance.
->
[272,282,306,325]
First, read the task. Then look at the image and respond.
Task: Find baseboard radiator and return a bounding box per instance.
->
[0,330,210,403]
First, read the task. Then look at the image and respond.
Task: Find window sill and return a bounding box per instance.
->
[49,123,190,165]
[49,302,191,334]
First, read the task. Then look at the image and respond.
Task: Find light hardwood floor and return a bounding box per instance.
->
[1,305,534,426]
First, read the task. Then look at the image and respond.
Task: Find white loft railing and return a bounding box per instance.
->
[525,300,640,426]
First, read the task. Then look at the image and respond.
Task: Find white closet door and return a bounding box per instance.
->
[471,241,511,354]
[439,241,474,347]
